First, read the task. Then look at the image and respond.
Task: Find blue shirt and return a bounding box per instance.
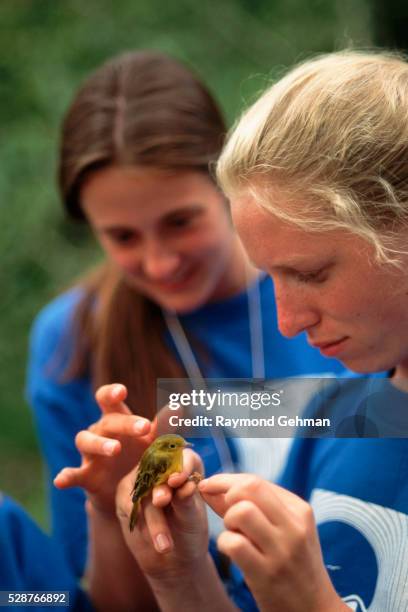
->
[27,275,348,578]
[0,493,91,611]
[230,377,408,611]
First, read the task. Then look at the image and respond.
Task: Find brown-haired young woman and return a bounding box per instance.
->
[27,50,346,584]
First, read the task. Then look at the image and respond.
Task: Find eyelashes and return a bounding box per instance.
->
[295,269,328,284]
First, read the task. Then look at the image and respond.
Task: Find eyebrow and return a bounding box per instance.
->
[97,205,205,233]
[99,225,138,234]
[161,204,205,221]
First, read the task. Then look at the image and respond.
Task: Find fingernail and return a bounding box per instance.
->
[102,440,117,455]
[54,472,67,486]
[134,419,148,434]
[167,473,181,486]
[155,533,171,552]
[112,385,123,399]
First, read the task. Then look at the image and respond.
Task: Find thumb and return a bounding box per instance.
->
[95,384,132,415]
[199,489,229,518]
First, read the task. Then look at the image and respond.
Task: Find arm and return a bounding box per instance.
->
[26,293,100,576]
[146,553,234,612]
[86,501,158,612]
[115,454,237,612]
[52,383,161,609]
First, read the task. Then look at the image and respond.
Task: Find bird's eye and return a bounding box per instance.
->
[169,443,176,449]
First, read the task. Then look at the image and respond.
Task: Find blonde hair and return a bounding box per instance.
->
[217,50,408,264]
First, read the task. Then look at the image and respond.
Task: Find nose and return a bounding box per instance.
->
[141,240,181,281]
[274,282,320,338]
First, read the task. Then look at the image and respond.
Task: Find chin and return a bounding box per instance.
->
[156,291,209,315]
[342,354,395,375]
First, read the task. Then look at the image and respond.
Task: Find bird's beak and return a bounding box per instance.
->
[184,441,193,448]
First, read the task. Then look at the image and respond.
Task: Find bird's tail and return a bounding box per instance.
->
[129,499,140,532]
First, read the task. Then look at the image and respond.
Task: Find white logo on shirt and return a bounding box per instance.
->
[310,489,408,612]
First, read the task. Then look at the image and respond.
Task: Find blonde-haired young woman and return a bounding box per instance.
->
[112,51,408,612]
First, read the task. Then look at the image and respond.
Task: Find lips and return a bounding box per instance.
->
[309,337,349,358]
[152,265,197,292]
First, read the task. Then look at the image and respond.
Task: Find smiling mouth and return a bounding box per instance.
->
[153,266,197,291]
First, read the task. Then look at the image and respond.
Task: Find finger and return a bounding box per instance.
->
[54,466,89,489]
[198,473,244,495]
[170,482,205,527]
[167,449,204,488]
[200,490,229,518]
[152,449,203,506]
[95,384,132,415]
[93,413,151,438]
[199,474,263,519]
[75,430,121,457]
[223,500,278,555]
[143,499,174,554]
[200,474,290,526]
[223,476,302,527]
[150,416,158,439]
[217,530,264,577]
[174,480,199,502]
[198,473,236,516]
[152,483,172,507]
[116,469,138,522]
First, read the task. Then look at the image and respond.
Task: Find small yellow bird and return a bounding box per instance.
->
[129,434,191,531]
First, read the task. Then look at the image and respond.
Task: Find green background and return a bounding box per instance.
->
[1,0,406,528]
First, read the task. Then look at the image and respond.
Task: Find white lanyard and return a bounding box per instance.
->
[247,271,266,380]
[162,272,266,472]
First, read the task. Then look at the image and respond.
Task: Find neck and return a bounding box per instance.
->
[208,237,260,303]
[391,362,408,393]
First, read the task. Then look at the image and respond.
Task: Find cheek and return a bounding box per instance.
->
[101,244,139,274]
[182,226,232,259]
[324,286,384,325]
[319,292,362,322]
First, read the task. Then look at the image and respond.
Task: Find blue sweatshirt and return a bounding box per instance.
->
[0,493,91,611]
[229,377,408,611]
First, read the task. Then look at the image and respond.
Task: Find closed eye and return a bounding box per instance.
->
[295,269,328,284]
[162,206,204,232]
[166,215,194,229]
[103,228,140,246]
[268,260,334,286]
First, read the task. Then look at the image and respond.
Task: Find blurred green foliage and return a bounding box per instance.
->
[0,0,383,526]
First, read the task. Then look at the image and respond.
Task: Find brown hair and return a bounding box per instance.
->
[58,50,226,417]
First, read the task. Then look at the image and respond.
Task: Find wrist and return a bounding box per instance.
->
[146,554,235,612]
[145,552,210,584]
[314,586,351,612]
[85,497,118,522]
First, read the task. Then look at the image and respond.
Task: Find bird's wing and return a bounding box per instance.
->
[131,454,170,503]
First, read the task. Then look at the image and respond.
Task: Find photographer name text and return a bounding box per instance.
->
[168,415,331,429]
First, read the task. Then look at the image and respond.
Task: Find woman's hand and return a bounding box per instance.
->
[116,448,208,579]
[54,384,155,515]
[199,474,349,612]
